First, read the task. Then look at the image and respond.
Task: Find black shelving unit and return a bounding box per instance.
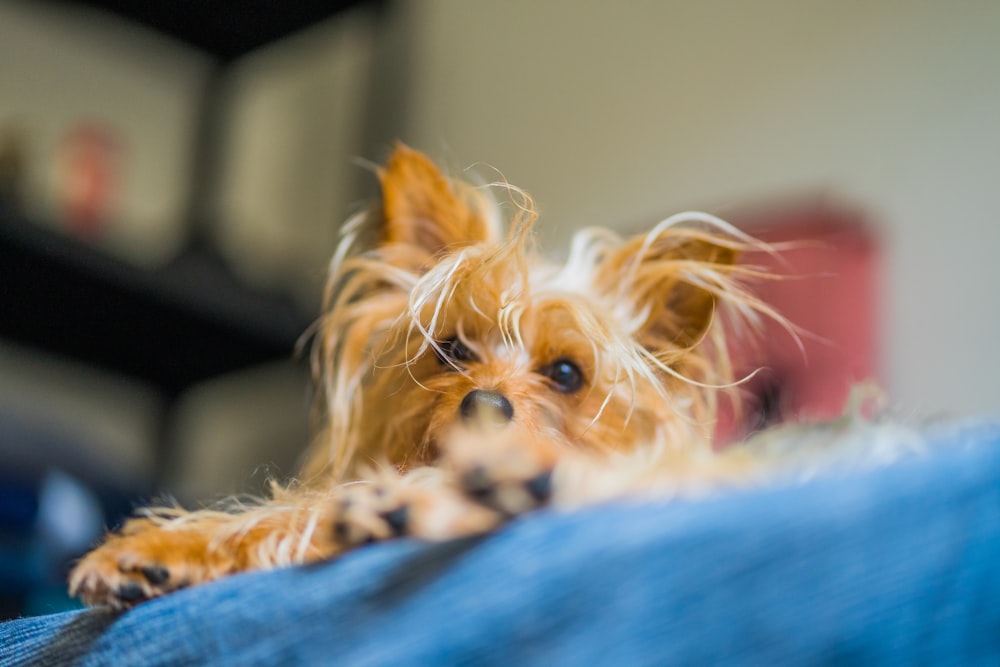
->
[0,3,400,619]
[67,0,378,62]
[1,1,389,396]
[0,209,311,396]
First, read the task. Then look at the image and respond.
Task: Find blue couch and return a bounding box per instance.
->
[3,421,999,666]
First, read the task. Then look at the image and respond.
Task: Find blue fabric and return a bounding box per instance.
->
[3,421,999,666]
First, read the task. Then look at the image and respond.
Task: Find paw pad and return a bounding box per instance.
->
[524,471,553,503]
[461,466,493,499]
[116,582,147,604]
[140,564,170,585]
[379,506,410,536]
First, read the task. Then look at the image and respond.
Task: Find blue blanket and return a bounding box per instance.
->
[3,421,999,666]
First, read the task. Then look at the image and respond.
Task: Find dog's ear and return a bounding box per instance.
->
[376,143,496,256]
[601,232,738,350]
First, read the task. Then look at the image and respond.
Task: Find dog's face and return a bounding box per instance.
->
[307,145,760,480]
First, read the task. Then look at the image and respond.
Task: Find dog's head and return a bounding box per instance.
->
[306,144,769,480]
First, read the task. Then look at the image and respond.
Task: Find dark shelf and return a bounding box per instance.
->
[0,211,312,395]
[65,0,383,61]
[3,2,376,395]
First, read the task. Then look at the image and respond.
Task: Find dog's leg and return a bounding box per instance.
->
[69,487,350,609]
[69,471,505,609]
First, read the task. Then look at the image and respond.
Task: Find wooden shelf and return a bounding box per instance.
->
[0,210,312,395]
[1,2,385,393]
[71,0,383,61]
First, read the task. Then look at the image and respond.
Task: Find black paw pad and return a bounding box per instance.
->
[333,520,373,545]
[462,466,493,499]
[524,471,553,503]
[333,520,351,542]
[379,506,409,537]
[141,565,170,586]
[116,582,147,603]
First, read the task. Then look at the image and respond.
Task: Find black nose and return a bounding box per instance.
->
[460,390,514,426]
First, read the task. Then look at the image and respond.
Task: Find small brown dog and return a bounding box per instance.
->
[70,144,792,609]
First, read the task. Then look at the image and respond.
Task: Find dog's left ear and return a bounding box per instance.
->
[601,233,738,349]
[376,143,497,257]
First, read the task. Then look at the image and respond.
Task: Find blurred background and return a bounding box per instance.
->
[1,0,998,618]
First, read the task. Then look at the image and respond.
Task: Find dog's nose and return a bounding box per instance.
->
[460,390,514,427]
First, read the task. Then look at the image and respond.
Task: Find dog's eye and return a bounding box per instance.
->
[436,336,476,366]
[542,358,585,393]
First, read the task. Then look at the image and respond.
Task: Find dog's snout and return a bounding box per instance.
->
[460,390,514,427]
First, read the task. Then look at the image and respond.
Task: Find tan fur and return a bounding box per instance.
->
[70,145,783,609]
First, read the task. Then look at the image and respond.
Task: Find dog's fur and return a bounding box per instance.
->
[69,144,873,609]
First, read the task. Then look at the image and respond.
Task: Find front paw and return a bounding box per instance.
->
[331,484,407,546]
[459,464,554,516]
[439,430,559,516]
[331,475,503,546]
[69,519,220,609]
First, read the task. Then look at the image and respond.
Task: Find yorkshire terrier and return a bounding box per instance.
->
[69,144,901,609]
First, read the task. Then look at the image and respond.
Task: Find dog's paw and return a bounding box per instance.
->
[69,519,226,610]
[330,483,411,546]
[331,475,502,545]
[439,430,560,516]
[457,463,554,516]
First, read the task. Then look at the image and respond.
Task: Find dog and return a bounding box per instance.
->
[69,144,905,609]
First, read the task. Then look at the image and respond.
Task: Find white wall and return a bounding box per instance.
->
[402,0,1000,417]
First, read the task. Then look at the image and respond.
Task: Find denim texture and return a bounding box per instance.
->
[3,421,999,666]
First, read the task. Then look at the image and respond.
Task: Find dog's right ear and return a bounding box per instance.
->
[376,144,497,257]
[597,230,739,351]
